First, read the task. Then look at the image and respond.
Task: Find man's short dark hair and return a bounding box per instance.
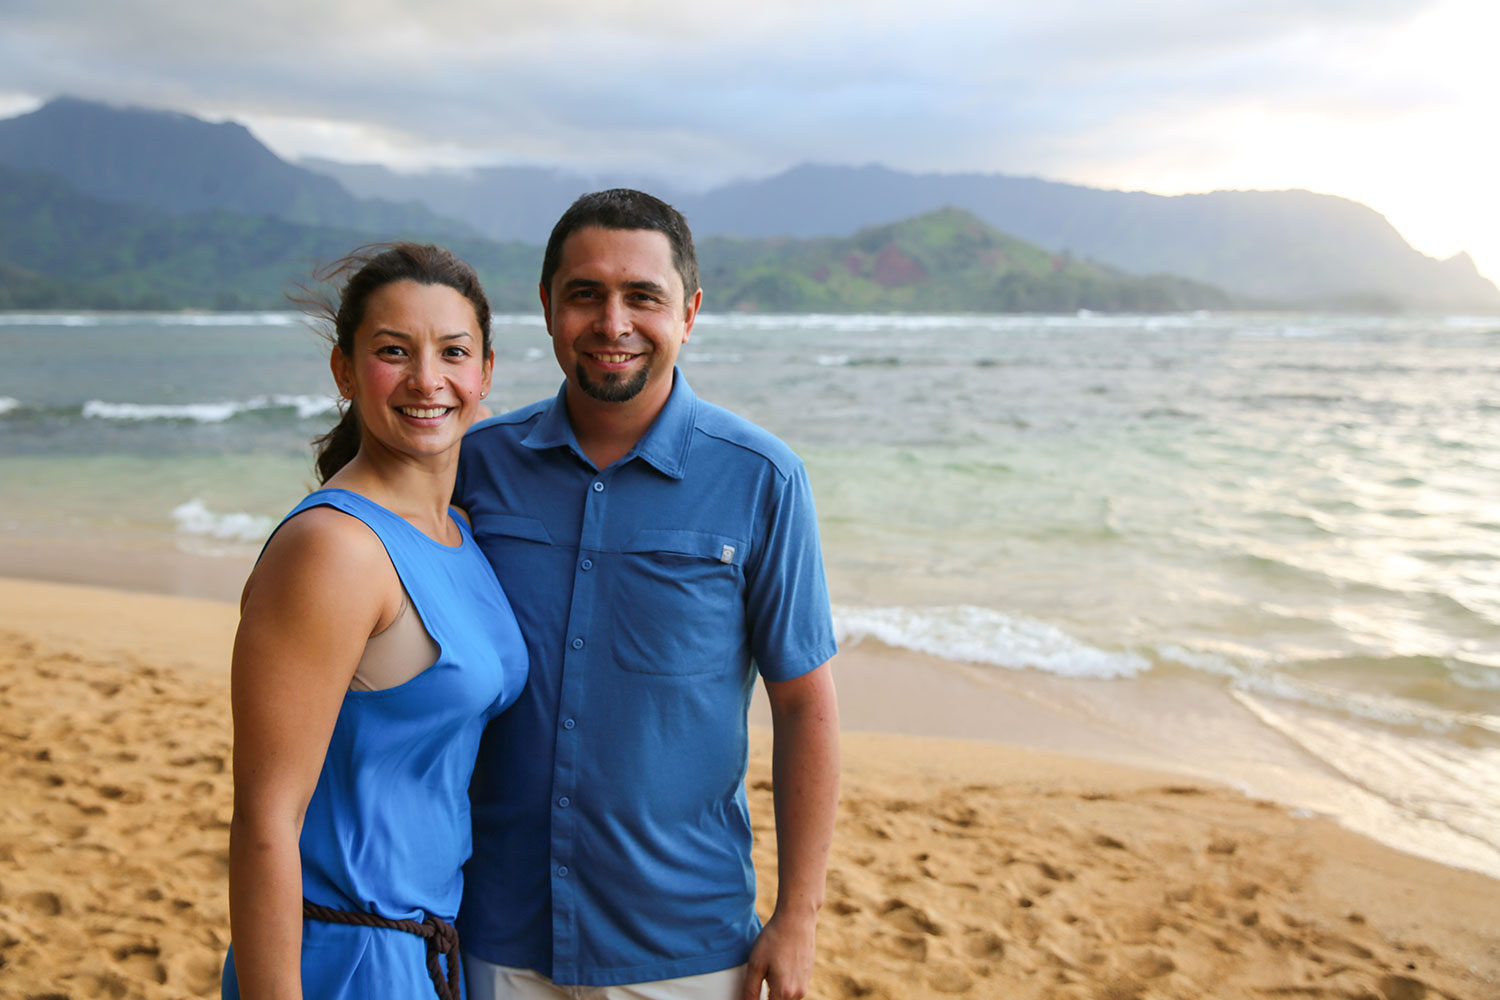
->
[541,189,700,309]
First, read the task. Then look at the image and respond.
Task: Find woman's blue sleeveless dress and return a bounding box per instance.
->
[222,489,528,999]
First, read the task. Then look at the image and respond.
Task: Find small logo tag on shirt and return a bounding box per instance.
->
[720,545,735,564]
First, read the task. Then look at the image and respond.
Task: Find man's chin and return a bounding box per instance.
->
[577,367,650,403]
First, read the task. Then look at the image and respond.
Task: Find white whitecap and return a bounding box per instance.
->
[171,499,274,543]
[0,397,18,415]
[169,312,298,326]
[81,394,337,423]
[832,604,1150,679]
[275,394,339,419]
[494,313,547,328]
[84,399,246,422]
[683,352,745,364]
[0,313,94,326]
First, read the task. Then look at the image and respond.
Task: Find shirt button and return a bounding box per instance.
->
[581,558,593,570]
[571,637,584,650]
[562,718,576,730]
[592,481,605,493]
[557,865,569,877]
[557,796,570,808]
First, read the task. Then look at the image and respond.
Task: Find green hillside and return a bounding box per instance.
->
[702,208,1238,312]
[0,165,539,311]
[0,165,1239,314]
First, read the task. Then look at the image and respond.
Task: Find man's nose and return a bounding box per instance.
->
[595,294,631,338]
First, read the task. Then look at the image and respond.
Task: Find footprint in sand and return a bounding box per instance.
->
[70,971,131,998]
[879,898,942,936]
[1377,974,1428,1000]
[1127,948,1176,979]
[828,972,878,998]
[935,801,978,828]
[926,960,974,993]
[168,752,227,773]
[888,933,928,961]
[964,928,1006,959]
[113,941,168,985]
[20,890,63,917]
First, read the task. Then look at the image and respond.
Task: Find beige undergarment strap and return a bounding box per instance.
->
[350,588,440,691]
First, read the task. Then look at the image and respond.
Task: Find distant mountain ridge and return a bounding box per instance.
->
[0,160,1236,314]
[1,97,1496,313]
[0,161,539,310]
[307,158,1500,314]
[0,97,473,239]
[675,165,1496,312]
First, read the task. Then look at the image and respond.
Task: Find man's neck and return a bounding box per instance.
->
[564,382,670,470]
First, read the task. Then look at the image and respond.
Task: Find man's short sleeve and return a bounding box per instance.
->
[745,461,838,683]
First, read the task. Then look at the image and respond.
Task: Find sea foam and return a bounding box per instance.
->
[833,604,1150,679]
[171,499,274,544]
[82,395,336,423]
[0,312,300,327]
[0,397,18,416]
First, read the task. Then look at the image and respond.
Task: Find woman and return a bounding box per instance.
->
[222,244,526,1000]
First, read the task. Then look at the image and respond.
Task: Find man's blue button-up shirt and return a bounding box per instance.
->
[454,371,838,986]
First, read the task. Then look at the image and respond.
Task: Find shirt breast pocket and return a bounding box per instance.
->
[611,528,748,676]
[470,513,553,546]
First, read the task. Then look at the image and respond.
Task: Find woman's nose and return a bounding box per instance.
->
[408,357,443,394]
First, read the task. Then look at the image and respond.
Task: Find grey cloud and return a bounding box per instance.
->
[0,0,1459,184]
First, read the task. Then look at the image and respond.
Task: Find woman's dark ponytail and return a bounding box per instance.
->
[313,403,362,485]
[295,243,492,483]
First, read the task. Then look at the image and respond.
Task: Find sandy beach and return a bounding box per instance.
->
[1,576,1497,999]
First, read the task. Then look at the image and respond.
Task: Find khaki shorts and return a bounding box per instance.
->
[462,955,759,1000]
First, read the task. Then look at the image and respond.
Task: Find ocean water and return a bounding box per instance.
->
[2,310,1498,876]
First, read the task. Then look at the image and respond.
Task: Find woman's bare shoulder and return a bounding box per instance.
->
[242,505,392,613]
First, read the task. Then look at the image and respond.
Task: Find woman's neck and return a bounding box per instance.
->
[322,451,461,546]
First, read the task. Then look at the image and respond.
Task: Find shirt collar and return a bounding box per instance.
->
[521,368,696,480]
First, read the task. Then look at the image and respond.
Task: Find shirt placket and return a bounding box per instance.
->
[549,466,612,982]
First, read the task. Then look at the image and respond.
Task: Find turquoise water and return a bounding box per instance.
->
[3,310,1498,875]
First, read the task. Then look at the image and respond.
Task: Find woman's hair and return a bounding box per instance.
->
[298,243,492,483]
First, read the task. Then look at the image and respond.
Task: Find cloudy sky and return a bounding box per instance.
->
[3,0,1497,283]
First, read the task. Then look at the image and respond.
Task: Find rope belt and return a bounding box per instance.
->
[302,898,462,1000]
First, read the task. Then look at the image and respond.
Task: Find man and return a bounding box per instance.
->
[455,189,840,1000]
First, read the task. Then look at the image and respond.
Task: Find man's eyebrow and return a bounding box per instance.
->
[559,277,670,296]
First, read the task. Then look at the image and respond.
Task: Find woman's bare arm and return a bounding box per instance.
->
[226,509,396,1000]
